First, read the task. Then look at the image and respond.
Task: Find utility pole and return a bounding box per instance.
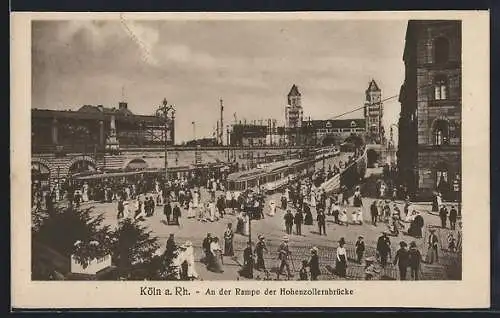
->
[192,121,196,141]
[156,98,175,182]
[220,99,224,146]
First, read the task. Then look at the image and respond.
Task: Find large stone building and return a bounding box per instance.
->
[364,79,385,144]
[397,20,462,200]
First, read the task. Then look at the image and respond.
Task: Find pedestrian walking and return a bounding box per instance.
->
[335,238,347,278]
[370,200,378,226]
[284,210,294,235]
[393,241,410,280]
[223,223,234,257]
[377,231,391,267]
[449,206,458,230]
[277,236,292,280]
[308,247,320,280]
[426,229,439,264]
[439,205,448,228]
[355,235,365,264]
[317,210,326,236]
[408,241,422,280]
[294,210,303,235]
[255,235,268,271]
[164,201,172,224]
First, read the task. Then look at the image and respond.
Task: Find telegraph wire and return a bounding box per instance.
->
[324,73,461,121]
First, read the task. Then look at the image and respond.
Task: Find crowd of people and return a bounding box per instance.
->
[32,144,462,281]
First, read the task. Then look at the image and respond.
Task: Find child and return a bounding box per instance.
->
[299,260,309,281]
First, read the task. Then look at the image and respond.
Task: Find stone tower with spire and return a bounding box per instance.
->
[364,79,384,144]
[285,84,304,129]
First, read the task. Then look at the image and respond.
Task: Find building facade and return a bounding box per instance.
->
[305,119,366,146]
[32,101,175,154]
[364,79,385,144]
[397,20,461,200]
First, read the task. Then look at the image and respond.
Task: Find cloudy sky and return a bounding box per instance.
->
[32,19,408,143]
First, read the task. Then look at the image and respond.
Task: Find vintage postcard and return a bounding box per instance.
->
[11,11,490,309]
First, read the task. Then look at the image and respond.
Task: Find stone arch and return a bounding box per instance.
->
[67,156,98,175]
[123,157,149,170]
[31,157,54,174]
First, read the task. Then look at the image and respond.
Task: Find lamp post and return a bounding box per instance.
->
[155,98,176,182]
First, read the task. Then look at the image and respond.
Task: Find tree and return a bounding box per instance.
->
[110,218,162,280]
[33,205,112,260]
[32,205,113,279]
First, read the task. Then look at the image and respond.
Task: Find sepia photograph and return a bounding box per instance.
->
[11,11,490,308]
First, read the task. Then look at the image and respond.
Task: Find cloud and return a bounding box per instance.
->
[32,19,407,142]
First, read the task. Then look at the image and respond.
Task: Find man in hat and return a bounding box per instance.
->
[242,241,254,278]
[449,205,458,230]
[439,204,448,228]
[355,235,365,264]
[294,210,303,235]
[408,241,422,280]
[172,202,182,226]
[284,210,294,235]
[427,228,439,264]
[163,201,172,224]
[317,210,327,236]
[393,241,410,280]
[376,232,391,267]
[277,236,292,279]
[308,247,320,280]
[370,200,379,226]
[255,235,268,271]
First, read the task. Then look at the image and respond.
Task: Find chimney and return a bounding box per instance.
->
[119,102,128,110]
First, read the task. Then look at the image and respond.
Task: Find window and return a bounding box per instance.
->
[436,170,448,187]
[434,37,450,64]
[434,75,448,100]
[432,119,449,145]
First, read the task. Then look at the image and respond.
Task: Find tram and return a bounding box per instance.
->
[314,146,340,161]
[226,158,315,194]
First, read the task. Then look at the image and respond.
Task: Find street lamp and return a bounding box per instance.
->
[155,98,176,181]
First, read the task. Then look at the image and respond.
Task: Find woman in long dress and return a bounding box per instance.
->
[268,200,276,216]
[355,208,363,225]
[123,200,130,218]
[436,193,443,209]
[310,193,317,210]
[336,238,347,278]
[236,211,244,234]
[207,237,224,273]
[208,201,217,222]
[242,213,250,236]
[183,241,198,279]
[223,223,234,256]
[187,199,195,218]
[193,190,199,208]
[82,183,89,202]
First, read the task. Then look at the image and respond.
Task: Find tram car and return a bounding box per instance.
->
[226,158,315,195]
[314,146,340,161]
